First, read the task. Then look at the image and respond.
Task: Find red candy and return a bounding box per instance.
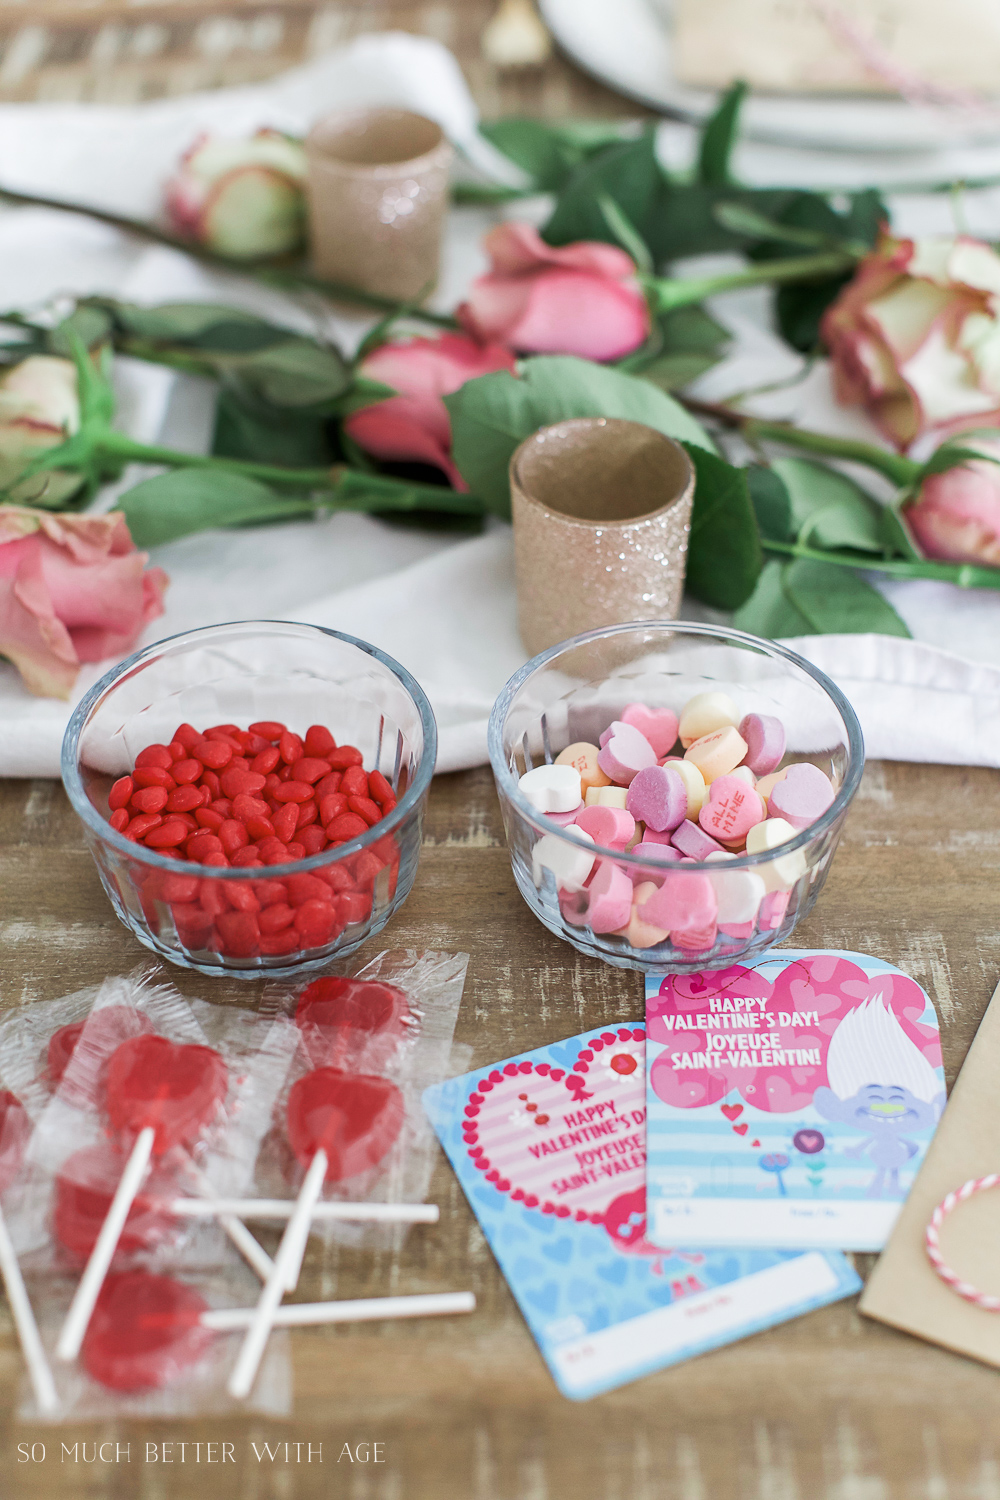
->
[104,1035,228,1155]
[54,1144,178,1259]
[294,977,410,1067]
[0,1091,30,1193]
[81,1270,214,1391]
[286,1067,405,1183]
[105,721,401,962]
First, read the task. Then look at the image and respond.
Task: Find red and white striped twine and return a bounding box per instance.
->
[926,1175,1000,1311]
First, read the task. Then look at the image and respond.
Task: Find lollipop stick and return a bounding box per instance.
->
[169,1199,439,1224]
[180,1166,275,1282]
[56,1126,155,1362]
[0,1204,58,1414]
[204,1291,475,1330]
[227,1148,327,1399]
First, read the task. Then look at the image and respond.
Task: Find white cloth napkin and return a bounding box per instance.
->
[1,32,1000,776]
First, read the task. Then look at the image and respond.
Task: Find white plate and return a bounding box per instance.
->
[539,0,1000,154]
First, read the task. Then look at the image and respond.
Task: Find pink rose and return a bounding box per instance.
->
[0,355,84,505]
[343,333,517,488]
[457,222,651,362]
[0,508,168,698]
[905,436,1000,567]
[166,129,307,259]
[823,233,1000,448]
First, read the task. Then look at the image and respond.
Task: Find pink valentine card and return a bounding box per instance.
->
[424,1023,859,1400]
[645,951,945,1251]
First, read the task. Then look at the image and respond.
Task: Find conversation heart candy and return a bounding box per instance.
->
[758,890,792,930]
[672,920,718,951]
[663,757,707,819]
[584,785,628,809]
[619,880,669,948]
[767,762,835,830]
[81,1270,214,1392]
[739,713,786,776]
[679,692,739,748]
[634,840,683,871]
[585,859,635,933]
[518,763,582,814]
[705,852,766,924]
[621,704,679,758]
[559,887,590,927]
[625,765,687,833]
[554,742,611,793]
[638,871,717,933]
[729,766,756,786]
[745,817,807,891]
[575,805,635,849]
[670,819,725,861]
[699,774,765,846]
[640,826,674,845]
[287,1067,405,1184]
[532,828,596,892]
[755,768,787,804]
[544,801,585,827]
[104,1036,228,1156]
[597,722,657,786]
[684,725,748,783]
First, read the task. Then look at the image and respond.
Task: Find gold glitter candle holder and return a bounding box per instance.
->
[305,108,453,302]
[511,417,695,656]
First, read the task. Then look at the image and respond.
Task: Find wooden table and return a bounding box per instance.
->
[2,3,1000,1495]
[2,761,1000,1499]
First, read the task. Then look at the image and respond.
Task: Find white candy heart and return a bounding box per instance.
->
[532,829,596,893]
[518,763,582,814]
[705,852,766,923]
[745,817,807,892]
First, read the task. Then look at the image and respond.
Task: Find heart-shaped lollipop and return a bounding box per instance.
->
[104,1035,229,1156]
[295,977,413,1069]
[48,1006,155,1092]
[0,1091,30,1195]
[54,1144,178,1261]
[0,1089,57,1413]
[81,1269,213,1391]
[286,1067,404,1185]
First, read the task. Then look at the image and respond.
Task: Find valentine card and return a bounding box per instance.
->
[424,1024,859,1400]
[645,951,945,1252]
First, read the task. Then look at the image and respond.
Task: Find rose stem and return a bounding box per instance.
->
[227,1147,328,1399]
[204,1292,475,1331]
[645,250,859,315]
[56,1125,155,1361]
[0,184,458,329]
[0,1204,59,1412]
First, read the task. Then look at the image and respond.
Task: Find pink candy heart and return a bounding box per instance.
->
[585,859,635,933]
[597,722,657,786]
[767,762,835,831]
[699,774,765,846]
[670,819,724,861]
[575,804,635,849]
[638,871,717,934]
[621,703,679,758]
[739,714,786,777]
[625,765,687,833]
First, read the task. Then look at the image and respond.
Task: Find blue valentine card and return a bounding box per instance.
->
[423,1023,860,1401]
[645,950,945,1253]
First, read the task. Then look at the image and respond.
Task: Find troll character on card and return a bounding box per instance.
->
[813,993,945,1199]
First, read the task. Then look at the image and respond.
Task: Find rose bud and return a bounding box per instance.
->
[905,435,1000,567]
[165,129,307,259]
[0,506,168,697]
[822,233,1000,448]
[0,355,83,506]
[457,221,651,362]
[343,333,516,487]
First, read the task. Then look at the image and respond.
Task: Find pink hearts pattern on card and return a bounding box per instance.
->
[463,1028,647,1223]
[647,955,941,1113]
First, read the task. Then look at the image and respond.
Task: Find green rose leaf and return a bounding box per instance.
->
[444,355,716,518]
[697,81,747,186]
[479,118,632,192]
[734,557,910,637]
[213,389,334,469]
[771,456,886,553]
[542,130,665,251]
[747,464,794,543]
[619,305,731,390]
[684,445,763,610]
[117,469,315,548]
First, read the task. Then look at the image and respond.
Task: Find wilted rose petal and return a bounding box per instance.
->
[166,129,307,259]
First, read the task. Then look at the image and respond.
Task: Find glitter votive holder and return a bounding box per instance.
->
[305,107,453,302]
[510,417,695,656]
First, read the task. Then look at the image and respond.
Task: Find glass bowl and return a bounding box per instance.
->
[62,621,436,978]
[487,621,864,973]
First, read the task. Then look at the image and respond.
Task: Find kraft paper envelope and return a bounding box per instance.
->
[862,979,1000,1366]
